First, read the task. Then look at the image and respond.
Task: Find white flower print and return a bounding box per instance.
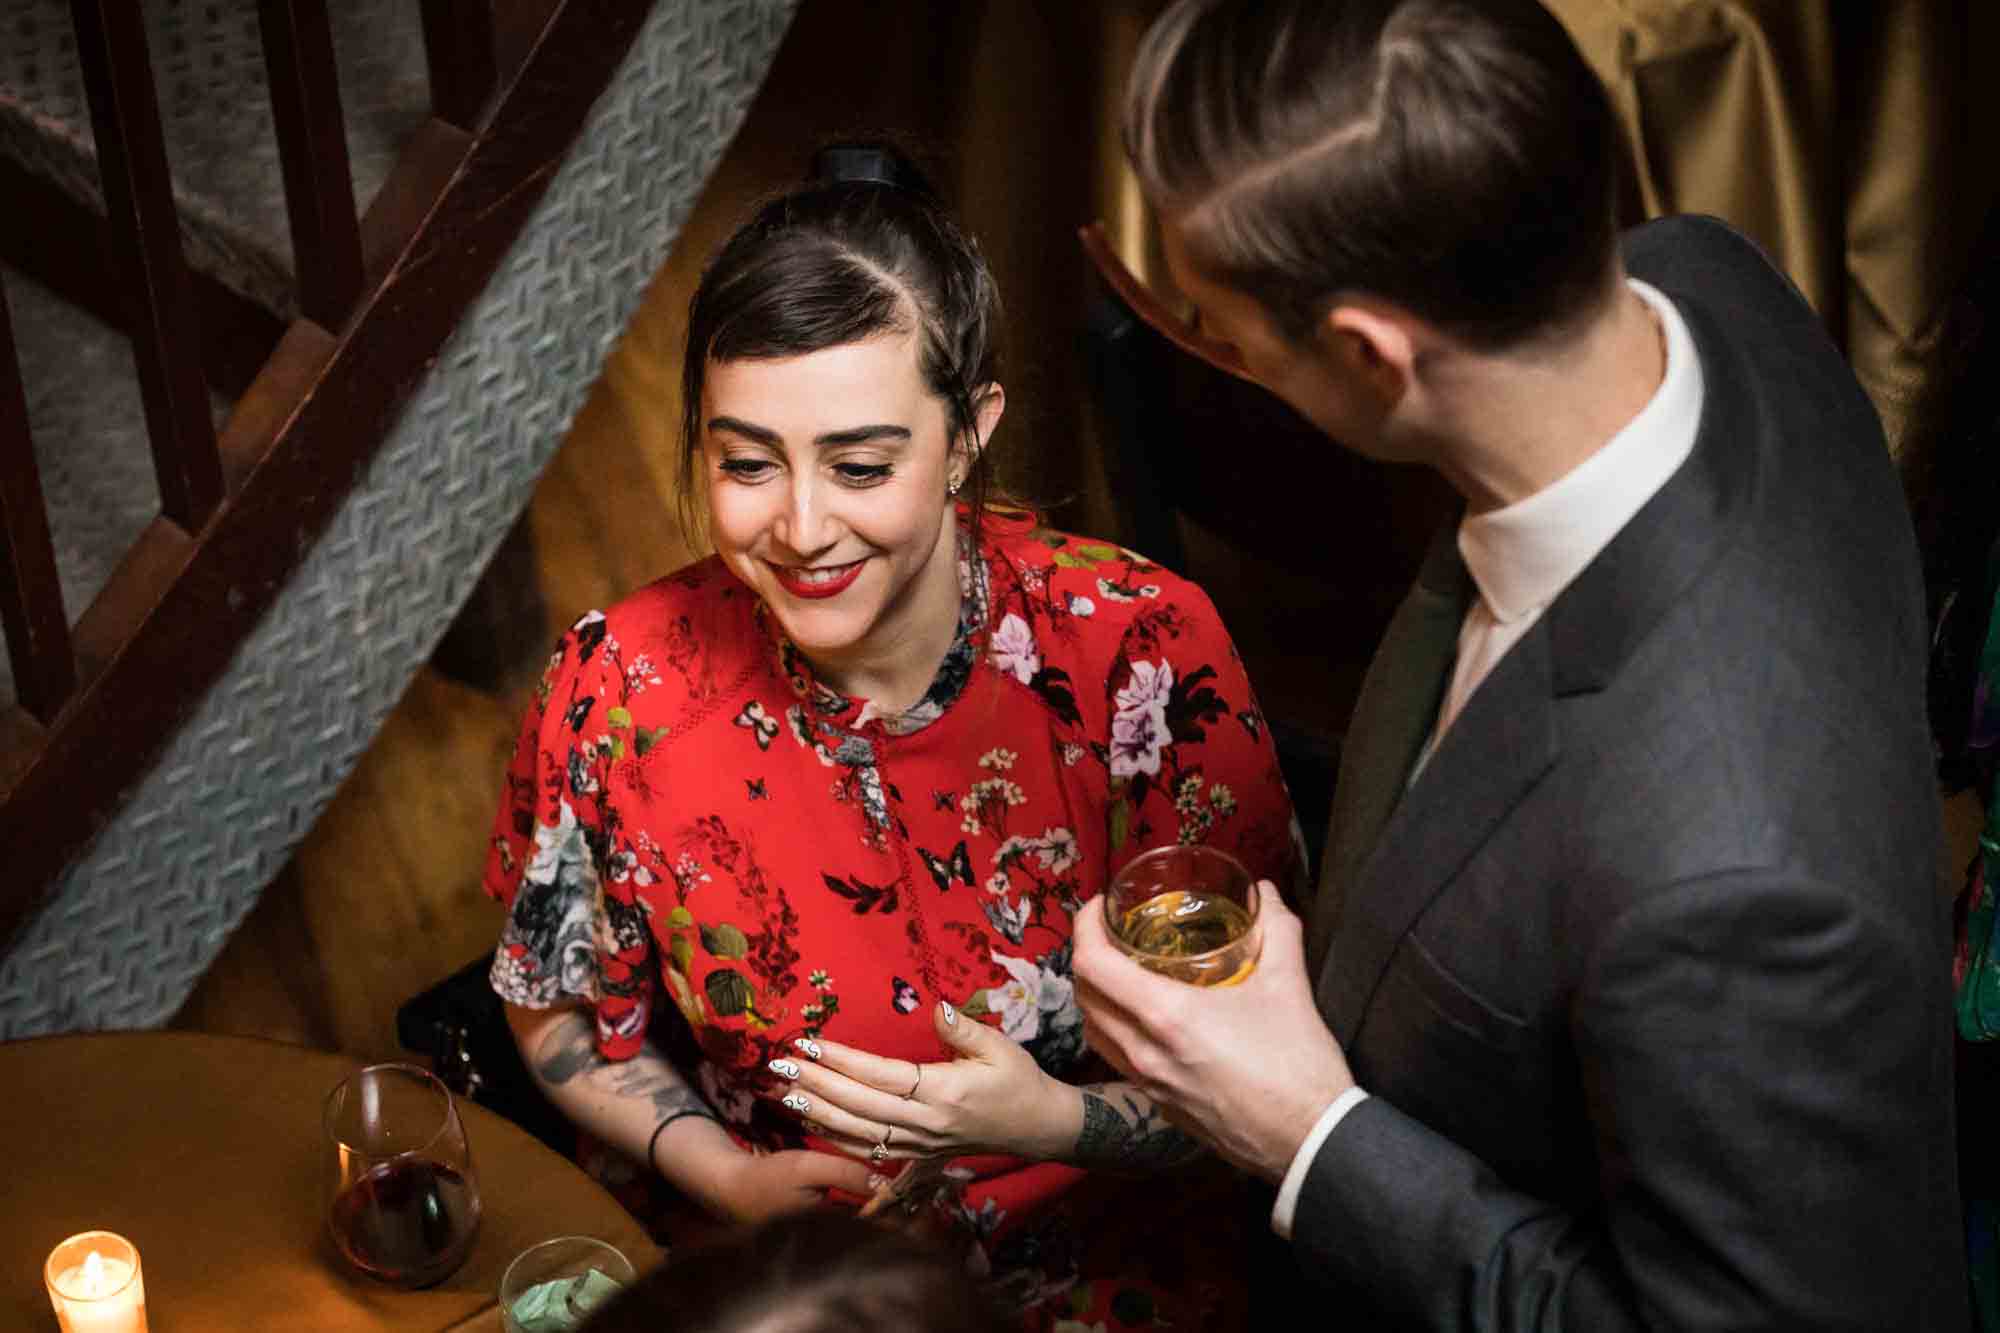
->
[979,747,1017,771]
[1060,742,1085,766]
[1033,827,1080,875]
[985,870,1013,896]
[988,950,1074,1044]
[983,895,1031,945]
[989,612,1041,685]
[1095,578,1134,604]
[1109,659,1174,779]
[1067,594,1095,617]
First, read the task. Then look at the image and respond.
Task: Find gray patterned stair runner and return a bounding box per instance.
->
[0,0,801,1038]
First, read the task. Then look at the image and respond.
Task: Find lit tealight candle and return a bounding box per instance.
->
[43,1231,148,1333]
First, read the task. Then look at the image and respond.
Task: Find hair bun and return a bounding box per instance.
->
[811,142,932,197]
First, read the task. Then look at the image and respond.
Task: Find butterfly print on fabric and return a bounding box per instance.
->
[823,872,899,915]
[565,696,596,732]
[734,701,779,750]
[746,778,769,801]
[918,840,974,892]
[891,977,921,1014]
[931,789,957,811]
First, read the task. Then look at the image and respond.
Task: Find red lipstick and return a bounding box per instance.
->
[771,559,864,599]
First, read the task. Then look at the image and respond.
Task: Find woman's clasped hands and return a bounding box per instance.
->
[766,1000,1080,1171]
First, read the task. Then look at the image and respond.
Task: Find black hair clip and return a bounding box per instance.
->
[813,143,911,192]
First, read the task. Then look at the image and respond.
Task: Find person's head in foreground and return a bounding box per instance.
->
[583,1213,1013,1333]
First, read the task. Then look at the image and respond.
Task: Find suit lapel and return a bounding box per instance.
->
[1306,532,1470,975]
[1317,622,1560,1040]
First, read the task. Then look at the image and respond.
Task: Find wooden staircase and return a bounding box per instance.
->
[0,0,656,951]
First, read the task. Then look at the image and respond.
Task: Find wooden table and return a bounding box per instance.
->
[0,1032,660,1330]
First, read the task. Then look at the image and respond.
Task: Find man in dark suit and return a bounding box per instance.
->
[1071,1,1969,1327]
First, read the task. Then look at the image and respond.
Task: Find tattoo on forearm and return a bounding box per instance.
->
[533,1011,717,1123]
[606,1061,717,1122]
[1072,1087,1203,1171]
[535,1012,605,1084]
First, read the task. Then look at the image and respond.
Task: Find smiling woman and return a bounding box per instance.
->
[480,143,1303,1330]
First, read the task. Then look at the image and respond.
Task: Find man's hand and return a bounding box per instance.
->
[1072,880,1356,1182]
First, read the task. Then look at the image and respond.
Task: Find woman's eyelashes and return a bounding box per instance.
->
[714,455,895,487]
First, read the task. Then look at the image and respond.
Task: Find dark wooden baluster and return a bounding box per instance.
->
[259,0,365,330]
[0,280,76,725]
[68,0,223,533]
[420,1,499,132]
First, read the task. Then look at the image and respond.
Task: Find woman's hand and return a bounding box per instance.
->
[766,1002,1080,1164]
[680,1138,879,1224]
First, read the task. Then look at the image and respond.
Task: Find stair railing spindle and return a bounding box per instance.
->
[68,0,224,534]
[259,0,366,330]
[420,1,499,132]
[0,279,77,725]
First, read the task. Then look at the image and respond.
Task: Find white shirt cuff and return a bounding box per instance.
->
[1270,1086,1370,1240]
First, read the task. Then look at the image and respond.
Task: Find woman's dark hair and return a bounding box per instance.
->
[679,142,1007,540]
[1125,0,1623,349]
[582,1214,1013,1333]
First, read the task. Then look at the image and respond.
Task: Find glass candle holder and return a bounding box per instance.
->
[44,1230,148,1333]
[500,1236,635,1332]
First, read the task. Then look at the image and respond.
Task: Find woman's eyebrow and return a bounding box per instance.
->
[705,418,912,447]
[815,425,911,446]
[707,414,781,445]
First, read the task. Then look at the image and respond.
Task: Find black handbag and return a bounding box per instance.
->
[396,951,577,1158]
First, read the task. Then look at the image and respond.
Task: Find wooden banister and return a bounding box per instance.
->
[259,0,366,331]
[0,280,75,726]
[69,0,225,534]
[0,0,655,950]
[420,0,500,132]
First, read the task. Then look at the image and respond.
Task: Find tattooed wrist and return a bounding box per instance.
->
[1071,1086,1204,1172]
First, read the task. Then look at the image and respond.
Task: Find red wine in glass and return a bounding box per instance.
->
[328,1157,480,1287]
[323,1063,482,1287]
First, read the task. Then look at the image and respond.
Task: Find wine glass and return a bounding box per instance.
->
[322,1062,482,1287]
[1106,844,1262,986]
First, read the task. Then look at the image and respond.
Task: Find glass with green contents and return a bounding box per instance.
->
[1106,844,1262,986]
[500,1236,634,1332]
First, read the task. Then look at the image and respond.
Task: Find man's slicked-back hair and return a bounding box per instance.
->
[1125,0,1623,349]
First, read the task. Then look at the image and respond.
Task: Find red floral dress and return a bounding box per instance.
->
[484,514,1300,1323]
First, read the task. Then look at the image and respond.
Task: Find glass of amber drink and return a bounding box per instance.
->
[1107,845,1261,986]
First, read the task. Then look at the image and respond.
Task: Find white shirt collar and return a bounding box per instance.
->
[1456,279,1704,625]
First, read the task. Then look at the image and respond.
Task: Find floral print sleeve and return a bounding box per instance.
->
[483,610,657,1059]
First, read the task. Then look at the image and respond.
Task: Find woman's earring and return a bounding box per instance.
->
[947,474,962,497]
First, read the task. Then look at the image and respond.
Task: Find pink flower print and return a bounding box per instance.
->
[1109,660,1174,778]
[990,613,1041,685]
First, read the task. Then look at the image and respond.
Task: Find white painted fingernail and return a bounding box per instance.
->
[781,1092,811,1114]
[940,1000,957,1026]
[768,1059,800,1080]
[793,1038,822,1061]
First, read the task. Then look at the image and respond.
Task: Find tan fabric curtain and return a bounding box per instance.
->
[1544,0,1999,464]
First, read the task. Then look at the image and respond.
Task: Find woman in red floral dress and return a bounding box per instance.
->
[484,144,1300,1327]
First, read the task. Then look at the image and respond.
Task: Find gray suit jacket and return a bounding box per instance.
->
[1294,217,1968,1330]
